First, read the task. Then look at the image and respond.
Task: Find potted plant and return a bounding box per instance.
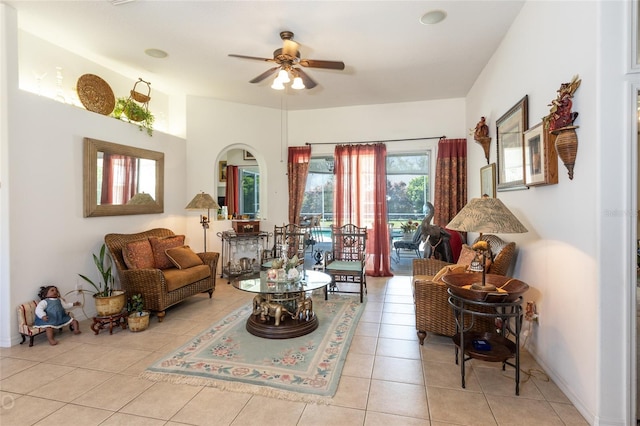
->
[112,97,154,136]
[399,220,419,240]
[78,243,126,316]
[127,294,150,332]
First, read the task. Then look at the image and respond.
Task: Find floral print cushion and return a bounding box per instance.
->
[123,239,155,270]
[149,235,186,269]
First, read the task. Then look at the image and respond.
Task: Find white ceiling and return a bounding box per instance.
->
[7,0,524,111]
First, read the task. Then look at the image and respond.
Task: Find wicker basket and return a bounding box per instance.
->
[130,78,151,104]
[94,290,126,316]
[128,312,150,332]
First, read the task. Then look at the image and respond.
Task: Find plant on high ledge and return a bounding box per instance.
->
[112,97,154,136]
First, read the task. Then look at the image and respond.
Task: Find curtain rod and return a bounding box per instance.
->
[304,135,446,146]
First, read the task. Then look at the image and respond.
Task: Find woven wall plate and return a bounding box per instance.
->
[77,74,115,115]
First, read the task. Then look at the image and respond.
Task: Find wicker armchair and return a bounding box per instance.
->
[412,234,517,343]
[105,228,219,322]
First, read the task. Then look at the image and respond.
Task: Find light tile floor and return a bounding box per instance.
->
[1,275,588,425]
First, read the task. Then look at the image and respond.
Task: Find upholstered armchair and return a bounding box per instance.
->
[412,234,517,343]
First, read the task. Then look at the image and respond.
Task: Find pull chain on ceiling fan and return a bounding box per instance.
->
[229,31,345,90]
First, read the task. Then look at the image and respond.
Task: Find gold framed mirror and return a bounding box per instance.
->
[83,137,164,217]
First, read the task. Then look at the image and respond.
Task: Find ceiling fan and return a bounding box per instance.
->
[228,31,345,90]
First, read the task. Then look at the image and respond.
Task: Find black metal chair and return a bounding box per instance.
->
[393,227,423,259]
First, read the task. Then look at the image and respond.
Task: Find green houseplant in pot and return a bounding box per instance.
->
[78,243,126,317]
[112,97,154,136]
[127,294,150,332]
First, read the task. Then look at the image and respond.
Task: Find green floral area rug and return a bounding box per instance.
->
[141,295,365,403]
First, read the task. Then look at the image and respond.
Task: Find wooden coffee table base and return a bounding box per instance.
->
[246,314,318,339]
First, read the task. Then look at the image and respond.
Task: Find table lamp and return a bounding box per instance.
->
[185,192,220,252]
[446,195,527,291]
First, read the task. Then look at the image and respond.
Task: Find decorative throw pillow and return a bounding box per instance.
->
[165,245,203,269]
[123,239,155,270]
[432,264,468,283]
[456,244,491,271]
[149,235,186,269]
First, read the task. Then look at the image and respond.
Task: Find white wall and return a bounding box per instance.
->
[0,4,194,345]
[466,1,629,424]
[0,88,191,346]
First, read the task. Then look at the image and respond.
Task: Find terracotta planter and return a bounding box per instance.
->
[94,290,126,317]
[128,312,150,332]
[551,125,578,180]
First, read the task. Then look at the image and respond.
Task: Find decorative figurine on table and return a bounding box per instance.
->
[313,249,324,265]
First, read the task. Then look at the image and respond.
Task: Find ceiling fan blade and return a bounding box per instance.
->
[299,59,345,70]
[249,67,280,83]
[228,54,275,62]
[295,68,317,89]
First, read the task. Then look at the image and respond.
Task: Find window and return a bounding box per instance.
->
[386,153,431,224]
[300,151,431,226]
[239,166,259,216]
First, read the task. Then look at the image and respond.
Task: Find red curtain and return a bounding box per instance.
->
[225,165,239,217]
[334,143,392,277]
[100,154,138,205]
[287,146,311,224]
[433,138,467,226]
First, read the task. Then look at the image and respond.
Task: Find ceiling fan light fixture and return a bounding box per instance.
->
[271,78,285,90]
[277,69,290,84]
[291,76,305,90]
[420,10,447,25]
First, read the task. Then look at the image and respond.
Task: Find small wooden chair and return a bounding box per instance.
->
[17,300,74,346]
[324,224,368,302]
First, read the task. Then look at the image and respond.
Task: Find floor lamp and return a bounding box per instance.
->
[185,192,220,252]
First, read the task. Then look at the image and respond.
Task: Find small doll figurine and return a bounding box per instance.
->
[34,285,81,345]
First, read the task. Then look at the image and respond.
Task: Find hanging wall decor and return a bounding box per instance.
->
[543,75,581,180]
[473,116,491,164]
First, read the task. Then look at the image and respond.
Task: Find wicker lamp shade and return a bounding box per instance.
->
[185,192,220,210]
[446,196,527,235]
[185,192,220,253]
[126,192,155,205]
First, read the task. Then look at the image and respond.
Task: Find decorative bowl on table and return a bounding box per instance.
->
[266,267,302,283]
[441,273,529,303]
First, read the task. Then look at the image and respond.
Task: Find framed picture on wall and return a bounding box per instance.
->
[496,95,528,191]
[219,161,227,182]
[523,122,559,186]
[480,163,496,198]
[243,150,255,160]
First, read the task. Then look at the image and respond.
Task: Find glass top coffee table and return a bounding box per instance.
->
[231,270,331,339]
